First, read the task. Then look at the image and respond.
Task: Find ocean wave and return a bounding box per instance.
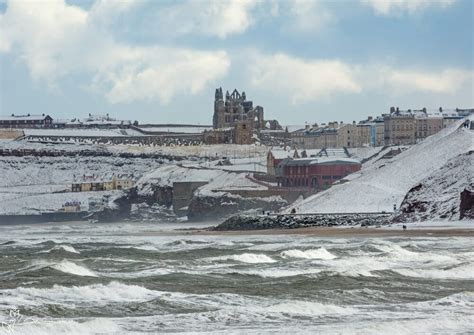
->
[281,248,337,260]
[39,245,80,254]
[393,263,474,280]
[265,300,357,316]
[0,281,162,307]
[10,317,121,335]
[206,253,277,264]
[50,260,97,277]
[223,268,322,278]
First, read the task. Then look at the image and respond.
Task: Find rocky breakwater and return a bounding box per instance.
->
[213,213,393,231]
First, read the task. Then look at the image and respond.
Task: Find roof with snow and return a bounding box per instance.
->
[0,114,51,121]
[279,157,360,167]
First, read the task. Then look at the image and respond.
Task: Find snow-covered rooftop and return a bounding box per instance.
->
[0,114,51,121]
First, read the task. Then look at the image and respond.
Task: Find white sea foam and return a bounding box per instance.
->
[12,317,121,335]
[393,263,474,280]
[0,281,161,307]
[266,301,357,316]
[51,260,97,277]
[207,253,277,264]
[281,248,337,260]
[39,245,80,254]
[224,268,323,278]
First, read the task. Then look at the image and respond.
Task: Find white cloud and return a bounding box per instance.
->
[0,0,230,104]
[156,0,258,39]
[248,52,472,104]
[96,49,230,104]
[376,67,473,94]
[288,0,334,32]
[362,0,457,15]
[249,53,361,104]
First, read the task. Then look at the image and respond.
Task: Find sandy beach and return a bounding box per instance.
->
[182,225,474,237]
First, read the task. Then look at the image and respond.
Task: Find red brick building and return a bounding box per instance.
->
[277,157,361,189]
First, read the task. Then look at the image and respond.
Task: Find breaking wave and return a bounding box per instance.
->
[266,301,357,316]
[207,253,277,264]
[39,244,80,254]
[0,281,161,307]
[281,248,337,260]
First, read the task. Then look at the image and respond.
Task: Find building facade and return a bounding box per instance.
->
[277,157,361,189]
[0,114,53,128]
[384,108,416,145]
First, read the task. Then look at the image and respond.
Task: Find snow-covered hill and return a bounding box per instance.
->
[396,151,473,221]
[294,119,473,215]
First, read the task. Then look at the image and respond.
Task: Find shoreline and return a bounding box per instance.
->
[182,226,474,237]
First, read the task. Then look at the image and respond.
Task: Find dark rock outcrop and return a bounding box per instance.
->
[188,194,287,222]
[213,213,392,231]
[460,188,474,220]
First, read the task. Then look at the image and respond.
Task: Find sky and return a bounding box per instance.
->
[0,0,473,125]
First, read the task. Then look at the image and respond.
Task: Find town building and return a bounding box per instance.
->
[414,111,443,141]
[276,157,361,189]
[0,114,53,128]
[291,122,359,149]
[383,107,416,145]
[267,147,351,177]
[355,116,384,147]
[72,174,134,192]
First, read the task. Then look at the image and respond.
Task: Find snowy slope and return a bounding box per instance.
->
[137,165,267,197]
[295,120,473,214]
[397,151,473,221]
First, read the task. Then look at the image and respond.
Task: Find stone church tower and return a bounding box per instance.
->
[212,87,264,130]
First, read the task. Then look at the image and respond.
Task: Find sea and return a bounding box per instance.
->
[0,222,472,334]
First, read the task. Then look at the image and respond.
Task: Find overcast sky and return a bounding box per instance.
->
[0,0,473,125]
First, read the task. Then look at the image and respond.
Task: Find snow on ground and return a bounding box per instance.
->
[184,156,268,173]
[348,146,385,162]
[22,128,144,137]
[1,138,268,160]
[110,143,268,159]
[137,164,267,198]
[294,120,473,214]
[138,126,212,133]
[397,151,473,220]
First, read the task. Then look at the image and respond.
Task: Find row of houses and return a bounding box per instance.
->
[71,175,134,192]
[0,114,132,129]
[267,148,361,190]
[291,107,472,149]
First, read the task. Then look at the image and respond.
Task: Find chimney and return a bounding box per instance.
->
[368,116,373,121]
[396,107,399,113]
[439,107,443,113]
[352,120,356,125]
[390,107,395,114]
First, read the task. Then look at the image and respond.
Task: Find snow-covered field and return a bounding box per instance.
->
[22,128,144,137]
[294,120,473,214]
[139,126,212,133]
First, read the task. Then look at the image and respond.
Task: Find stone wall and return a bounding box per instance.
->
[0,129,24,139]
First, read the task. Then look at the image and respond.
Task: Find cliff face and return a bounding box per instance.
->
[396,151,473,221]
